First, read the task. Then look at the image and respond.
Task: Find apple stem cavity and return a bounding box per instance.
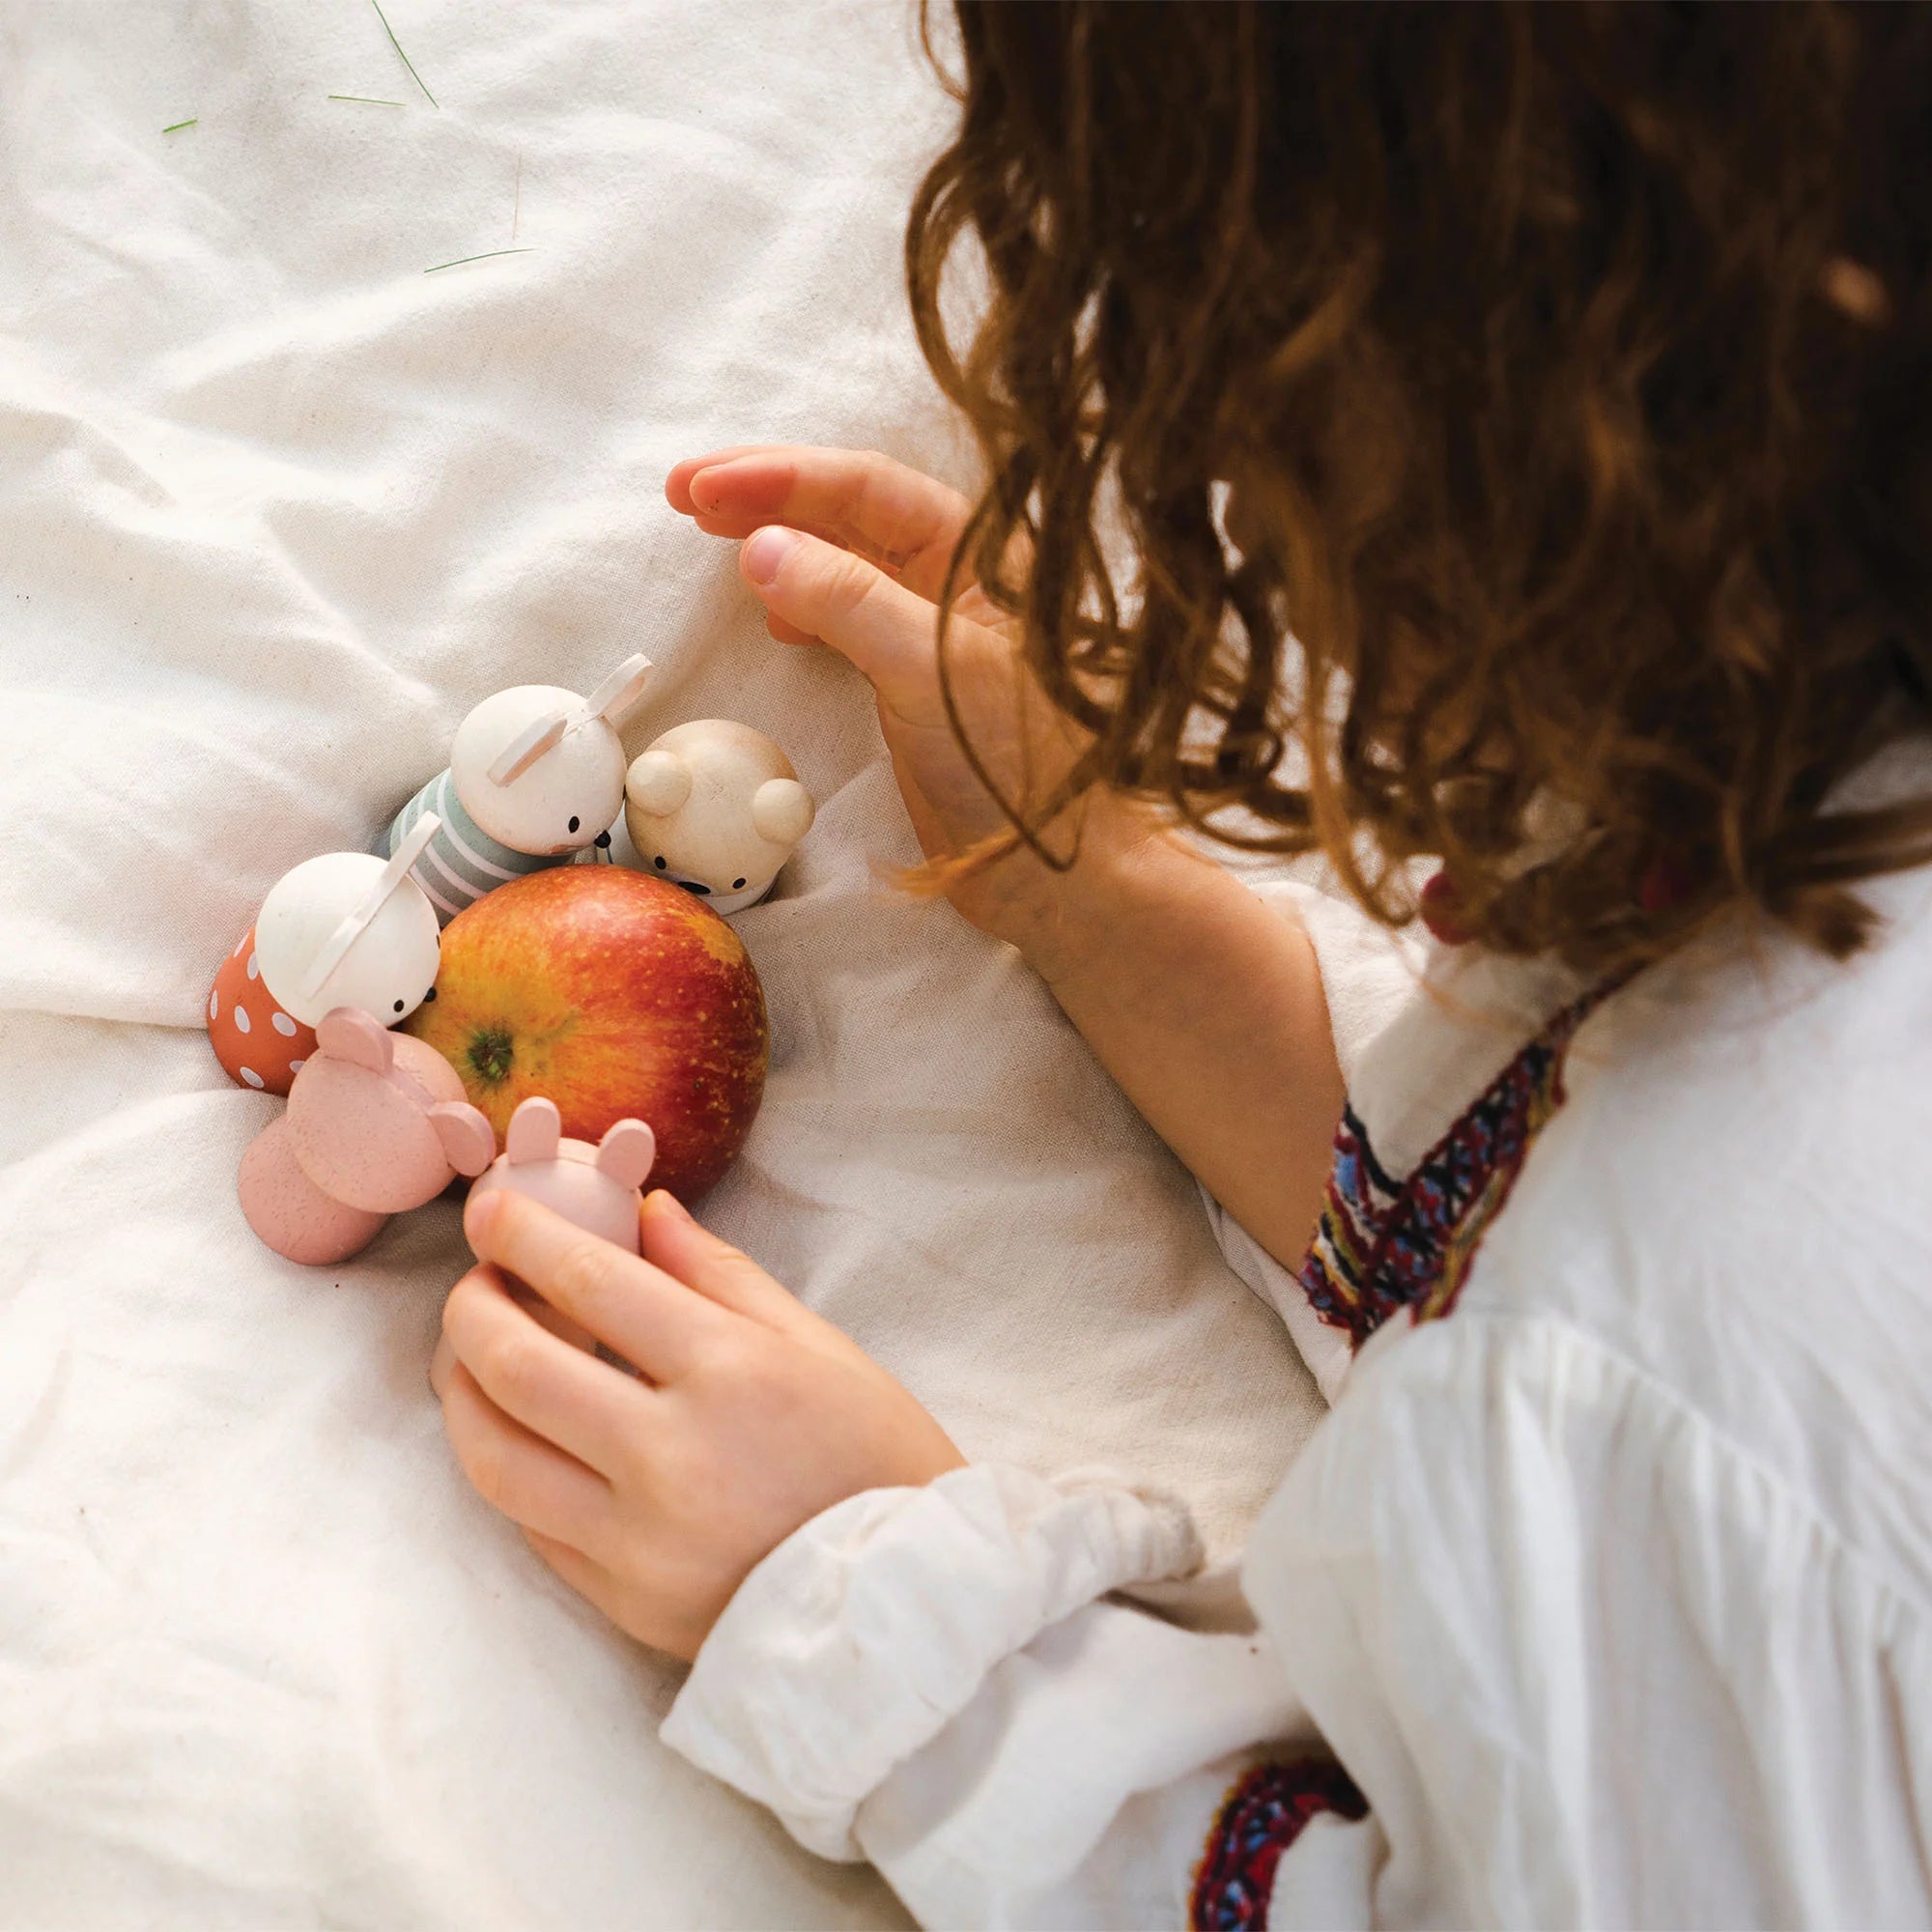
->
[468,1025,517,1087]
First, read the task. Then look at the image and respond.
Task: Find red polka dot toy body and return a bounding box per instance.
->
[208,927,315,1093]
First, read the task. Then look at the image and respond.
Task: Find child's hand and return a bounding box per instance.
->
[665,448,1343,1270]
[431,1185,965,1662]
[666,445,1135,950]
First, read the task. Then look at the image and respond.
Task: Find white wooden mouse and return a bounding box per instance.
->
[467,1096,657,1253]
[209,815,445,1095]
[623,720,814,915]
[381,653,653,924]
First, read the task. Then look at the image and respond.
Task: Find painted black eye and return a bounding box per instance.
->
[567,815,581,835]
[654,856,666,870]
[732,878,746,890]
[392,999,406,1014]
[422,986,437,1003]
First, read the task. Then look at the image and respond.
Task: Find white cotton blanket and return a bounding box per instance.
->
[0,2,1325,1923]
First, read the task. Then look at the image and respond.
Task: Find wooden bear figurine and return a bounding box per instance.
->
[623,720,814,916]
[210,815,445,1095]
[467,1096,657,1255]
[381,654,653,925]
[238,1008,496,1265]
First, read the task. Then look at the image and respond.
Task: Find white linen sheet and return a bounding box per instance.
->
[0,2,1326,1923]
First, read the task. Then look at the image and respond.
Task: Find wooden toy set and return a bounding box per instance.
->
[215,658,804,1264]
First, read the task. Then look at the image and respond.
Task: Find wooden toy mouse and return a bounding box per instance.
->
[238,1008,497,1265]
[467,1096,656,1254]
[381,654,654,924]
[623,720,814,915]
[209,815,445,1096]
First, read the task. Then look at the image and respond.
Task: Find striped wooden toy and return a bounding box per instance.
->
[379,656,651,926]
[380,766,563,924]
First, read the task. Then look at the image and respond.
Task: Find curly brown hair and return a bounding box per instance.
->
[907,0,1932,971]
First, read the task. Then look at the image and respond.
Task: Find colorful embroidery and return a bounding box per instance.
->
[1299,977,1626,1348]
[1190,1759,1369,1931]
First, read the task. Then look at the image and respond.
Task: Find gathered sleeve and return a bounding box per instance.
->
[660,1463,1377,1927]
[664,1316,1931,1928]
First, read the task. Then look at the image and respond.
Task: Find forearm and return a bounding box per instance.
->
[991,799,1346,1274]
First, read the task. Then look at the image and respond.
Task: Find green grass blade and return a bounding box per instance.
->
[369,0,438,108]
[423,248,535,274]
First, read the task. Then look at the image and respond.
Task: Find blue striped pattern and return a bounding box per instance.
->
[382,768,561,924]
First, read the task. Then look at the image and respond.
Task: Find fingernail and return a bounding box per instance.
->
[464,1188,500,1245]
[742,526,796,586]
[645,1187,692,1223]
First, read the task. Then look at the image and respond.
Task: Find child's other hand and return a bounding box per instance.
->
[432,1185,964,1662]
[666,445,1131,949]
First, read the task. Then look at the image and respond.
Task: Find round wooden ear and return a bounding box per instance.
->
[429,1103,497,1178]
[315,1008,394,1074]
[625,751,692,816]
[751,777,815,845]
[594,1118,656,1191]
[505,1095,563,1164]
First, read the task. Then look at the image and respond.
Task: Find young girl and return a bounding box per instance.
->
[428,7,1932,1924]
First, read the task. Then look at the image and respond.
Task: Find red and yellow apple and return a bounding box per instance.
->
[405,867,768,1201]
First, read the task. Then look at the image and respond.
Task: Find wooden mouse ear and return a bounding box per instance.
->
[487,710,570,787]
[595,1118,656,1191]
[505,1095,562,1164]
[299,814,440,1007]
[316,1007,393,1074]
[625,750,691,817]
[429,1103,497,1178]
[751,777,814,846]
[580,653,653,729]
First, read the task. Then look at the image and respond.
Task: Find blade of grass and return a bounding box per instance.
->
[328,94,407,106]
[423,247,534,274]
[162,118,197,133]
[369,0,438,109]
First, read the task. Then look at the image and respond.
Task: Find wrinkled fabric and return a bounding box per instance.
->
[0,3,1328,1923]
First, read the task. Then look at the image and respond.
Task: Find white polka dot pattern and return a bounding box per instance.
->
[210,920,311,1097]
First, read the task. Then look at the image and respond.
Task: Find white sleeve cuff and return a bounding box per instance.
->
[659,1464,1205,1861]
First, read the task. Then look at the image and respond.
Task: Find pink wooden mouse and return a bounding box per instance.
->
[467,1096,657,1254]
[239,1008,497,1264]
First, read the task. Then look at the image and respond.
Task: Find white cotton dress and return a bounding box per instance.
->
[661,749,1932,1931]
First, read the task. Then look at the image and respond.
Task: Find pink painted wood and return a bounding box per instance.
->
[239,1008,496,1264]
[467,1096,656,1255]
